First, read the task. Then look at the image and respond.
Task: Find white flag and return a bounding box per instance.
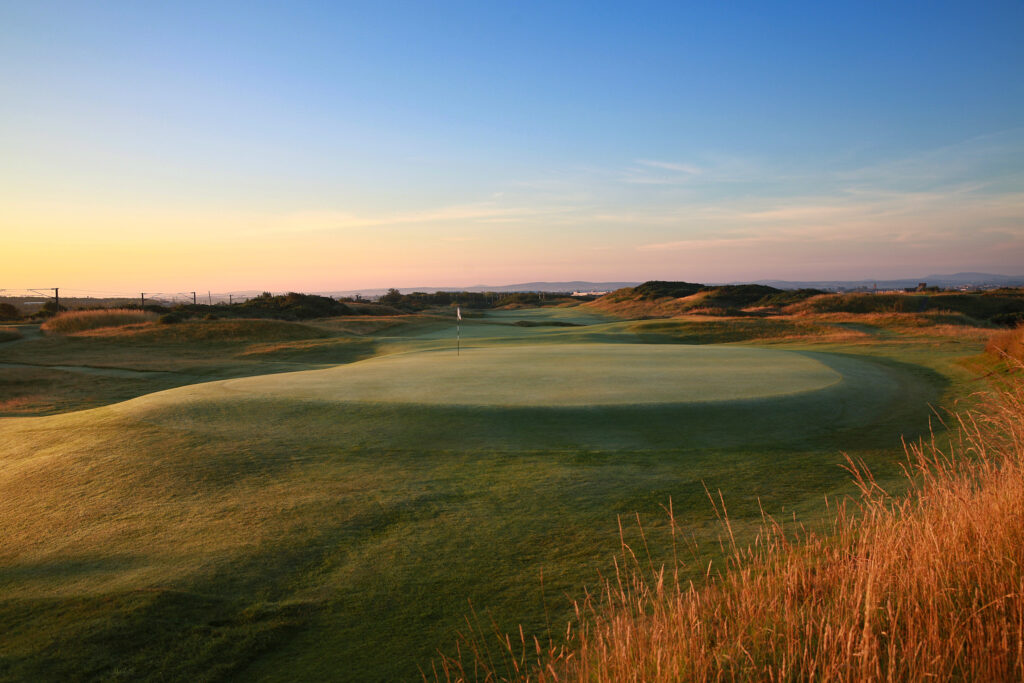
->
[456,306,462,321]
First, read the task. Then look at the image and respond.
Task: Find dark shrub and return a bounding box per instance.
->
[993,312,1024,327]
[632,281,706,299]
[0,303,19,320]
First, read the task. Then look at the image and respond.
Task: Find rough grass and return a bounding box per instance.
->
[436,369,1024,682]
[0,366,175,416]
[789,291,1024,322]
[625,317,859,344]
[0,328,22,343]
[73,318,330,343]
[235,337,376,364]
[41,309,157,334]
[988,325,1024,363]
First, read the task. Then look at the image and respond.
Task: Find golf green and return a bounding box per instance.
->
[121,344,843,409]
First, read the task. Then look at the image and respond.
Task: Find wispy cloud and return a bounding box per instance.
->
[635,159,703,175]
[271,203,537,233]
[620,159,703,186]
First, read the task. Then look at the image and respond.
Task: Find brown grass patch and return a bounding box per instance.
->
[74,318,329,343]
[41,309,157,334]
[801,311,978,328]
[988,325,1024,363]
[437,372,1024,681]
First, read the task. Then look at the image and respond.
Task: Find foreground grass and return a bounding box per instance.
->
[437,369,1024,681]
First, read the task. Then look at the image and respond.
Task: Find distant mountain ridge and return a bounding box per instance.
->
[230,274,1023,300]
[318,282,641,297]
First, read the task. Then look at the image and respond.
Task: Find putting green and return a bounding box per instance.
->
[162,343,843,407]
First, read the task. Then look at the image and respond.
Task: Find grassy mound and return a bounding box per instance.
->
[591,282,1024,323]
[439,371,1024,681]
[75,318,330,343]
[589,282,826,318]
[791,290,1024,323]
[42,309,157,334]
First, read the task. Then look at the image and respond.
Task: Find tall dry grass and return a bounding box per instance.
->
[988,325,1024,363]
[435,369,1024,682]
[41,308,157,334]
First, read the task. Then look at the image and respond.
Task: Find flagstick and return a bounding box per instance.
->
[457,306,461,356]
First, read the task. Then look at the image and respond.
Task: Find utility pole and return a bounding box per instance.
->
[54,287,59,311]
[208,290,212,305]
[192,291,197,305]
[228,294,233,305]
[141,292,145,308]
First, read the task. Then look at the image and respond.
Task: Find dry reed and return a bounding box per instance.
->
[435,367,1024,682]
[41,308,157,334]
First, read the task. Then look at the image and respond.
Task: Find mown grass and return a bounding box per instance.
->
[436,367,1024,681]
[42,309,157,334]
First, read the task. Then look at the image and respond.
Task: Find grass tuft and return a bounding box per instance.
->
[42,309,157,334]
[437,367,1024,681]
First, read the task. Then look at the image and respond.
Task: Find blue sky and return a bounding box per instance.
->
[2,1,1022,291]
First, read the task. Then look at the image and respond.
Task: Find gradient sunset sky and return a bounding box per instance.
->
[3,1,1023,294]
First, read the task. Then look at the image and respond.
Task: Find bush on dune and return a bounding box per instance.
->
[171,292,353,321]
[630,281,706,300]
[41,309,158,334]
[0,303,21,321]
[438,365,1024,682]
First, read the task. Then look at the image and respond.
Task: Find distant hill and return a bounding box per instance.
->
[588,279,1024,323]
[319,281,641,297]
[321,274,1024,299]
[588,281,825,317]
[747,273,1024,290]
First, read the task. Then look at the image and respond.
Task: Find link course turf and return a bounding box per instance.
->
[0,309,975,680]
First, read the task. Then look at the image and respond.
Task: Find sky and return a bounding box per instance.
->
[2,0,1023,294]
